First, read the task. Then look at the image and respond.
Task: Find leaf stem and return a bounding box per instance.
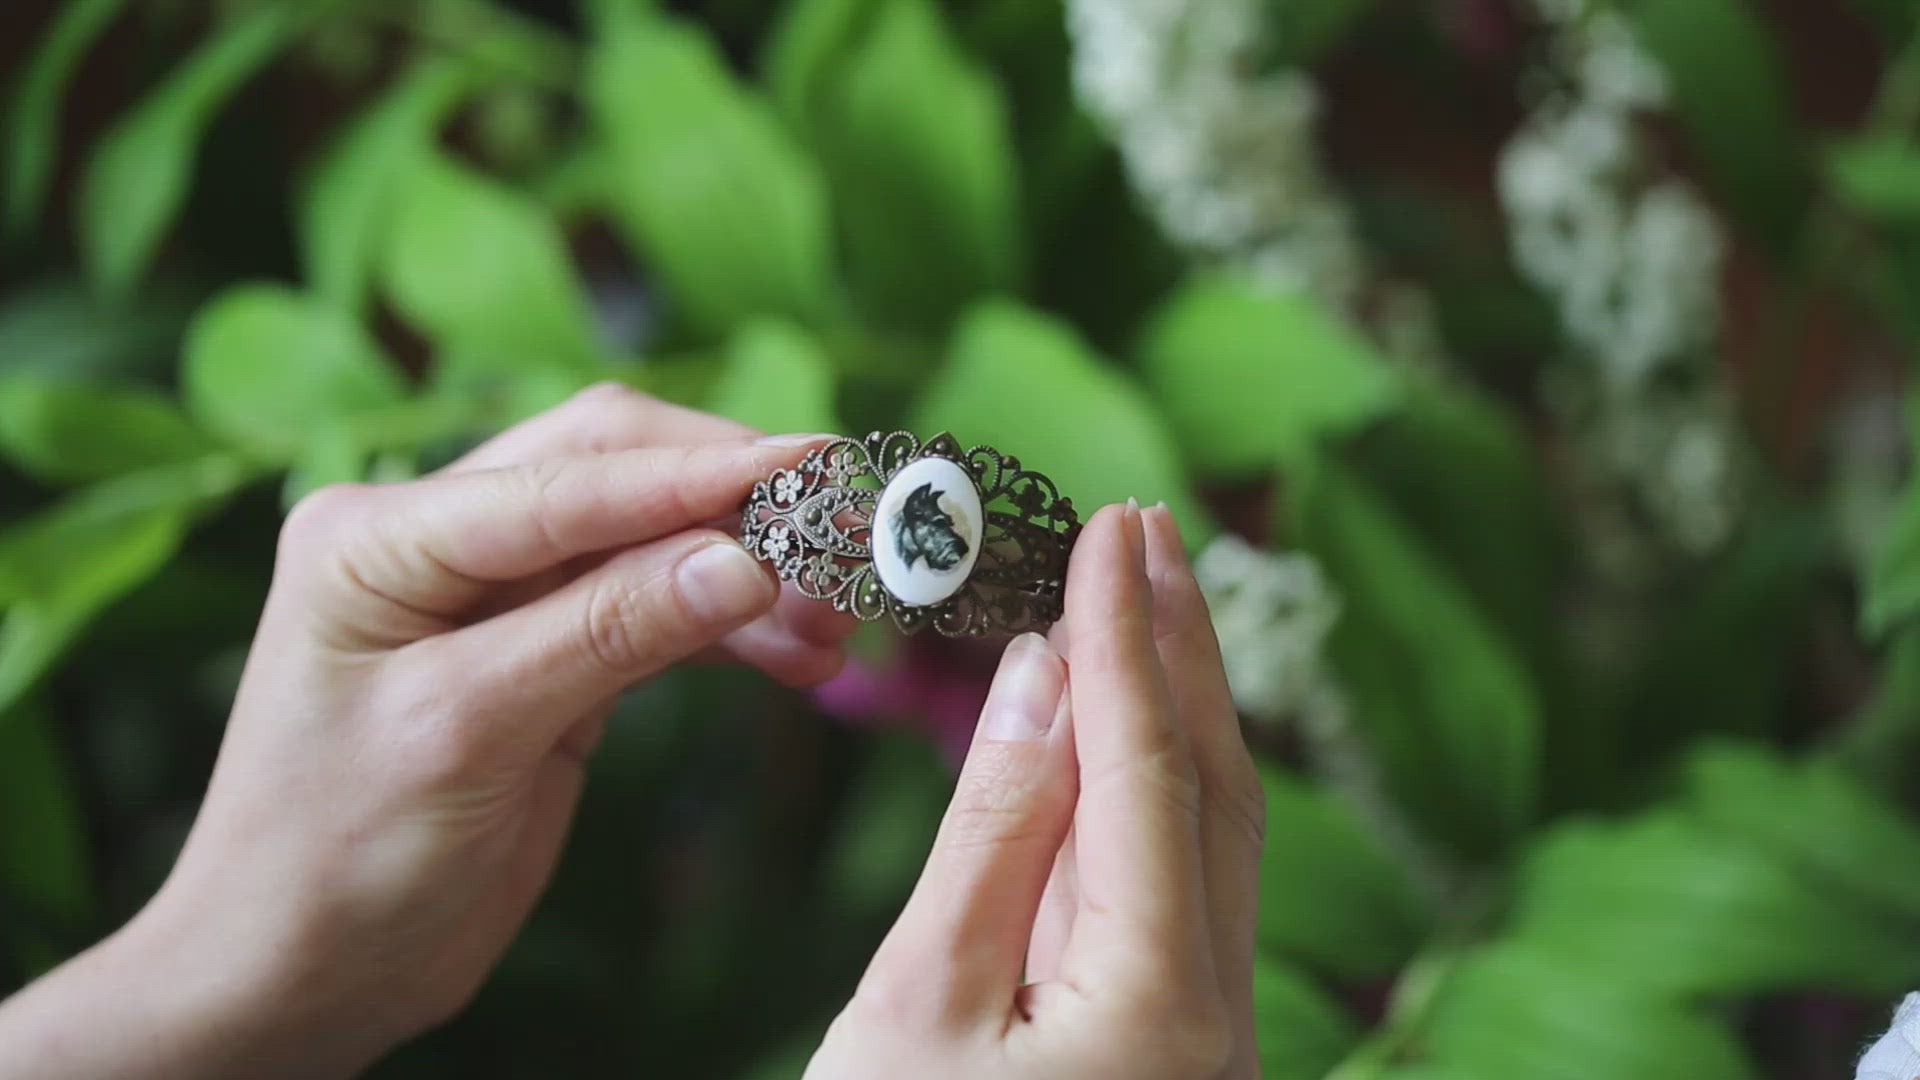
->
[1323,949,1463,1080]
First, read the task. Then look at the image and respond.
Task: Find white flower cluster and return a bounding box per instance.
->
[1195,533,1451,892]
[1498,1,1743,561]
[1065,0,1363,306]
[1192,534,1343,723]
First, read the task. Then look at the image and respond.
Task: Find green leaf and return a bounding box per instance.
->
[426,361,600,434]
[580,0,658,36]
[1290,456,1540,857]
[0,277,193,382]
[1415,945,1759,1080]
[586,15,834,336]
[1867,468,1920,639]
[181,284,407,459]
[415,0,575,89]
[1504,811,1920,997]
[708,319,843,435]
[1252,958,1361,1080]
[815,0,1022,332]
[0,698,92,924]
[1342,383,1558,661]
[0,460,244,716]
[1138,275,1400,476]
[1257,764,1430,979]
[3,0,129,239]
[1684,743,1920,927]
[282,424,369,509]
[819,731,948,919]
[761,0,883,127]
[380,153,604,374]
[910,301,1205,533]
[77,2,302,294]
[1625,510,1822,764]
[1615,0,1807,254]
[301,60,475,311]
[0,375,218,485]
[1828,136,1920,226]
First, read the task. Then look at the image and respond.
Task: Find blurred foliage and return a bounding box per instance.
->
[7,0,1920,1078]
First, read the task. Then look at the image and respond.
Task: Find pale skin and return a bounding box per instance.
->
[0,385,1266,1079]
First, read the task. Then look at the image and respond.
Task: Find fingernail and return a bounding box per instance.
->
[755,432,838,447]
[675,542,776,625]
[1143,503,1191,568]
[1122,499,1146,570]
[979,632,1064,741]
[1126,496,1140,512]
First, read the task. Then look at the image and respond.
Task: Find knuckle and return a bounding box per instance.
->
[1212,753,1268,851]
[1152,736,1206,816]
[572,380,644,408]
[1088,740,1206,826]
[280,482,374,549]
[646,445,703,525]
[567,382,653,452]
[511,459,576,557]
[518,456,570,508]
[582,572,654,674]
[277,484,385,589]
[939,745,1063,852]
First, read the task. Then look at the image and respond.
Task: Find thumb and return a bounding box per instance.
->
[416,531,779,755]
[860,633,1076,1021]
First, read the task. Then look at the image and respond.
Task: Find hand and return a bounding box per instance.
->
[805,502,1267,1079]
[0,384,852,1080]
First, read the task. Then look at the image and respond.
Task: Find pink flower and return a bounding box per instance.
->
[812,636,1010,765]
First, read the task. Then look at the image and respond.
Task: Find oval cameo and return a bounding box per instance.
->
[870,456,984,607]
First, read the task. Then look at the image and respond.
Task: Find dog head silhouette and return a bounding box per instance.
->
[893,482,969,572]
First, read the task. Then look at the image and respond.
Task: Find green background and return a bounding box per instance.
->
[7,0,1920,1077]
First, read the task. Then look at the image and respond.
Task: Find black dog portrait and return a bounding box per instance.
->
[893,482,970,572]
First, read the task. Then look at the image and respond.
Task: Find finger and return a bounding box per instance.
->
[1024,789,1079,982]
[443,382,759,474]
[698,615,847,687]
[768,586,861,648]
[1056,502,1216,996]
[411,531,778,753]
[435,386,858,675]
[283,438,818,624]
[860,633,1074,1022]
[1142,505,1265,1071]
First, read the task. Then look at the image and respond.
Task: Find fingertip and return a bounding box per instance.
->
[977,633,1066,742]
[1140,506,1204,602]
[773,586,860,647]
[718,618,847,687]
[674,537,780,628]
[1124,500,1148,575]
[778,644,849,688]
[1068,503,1152,621]
[1141,504,1188,566]
[754,432,841,448]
